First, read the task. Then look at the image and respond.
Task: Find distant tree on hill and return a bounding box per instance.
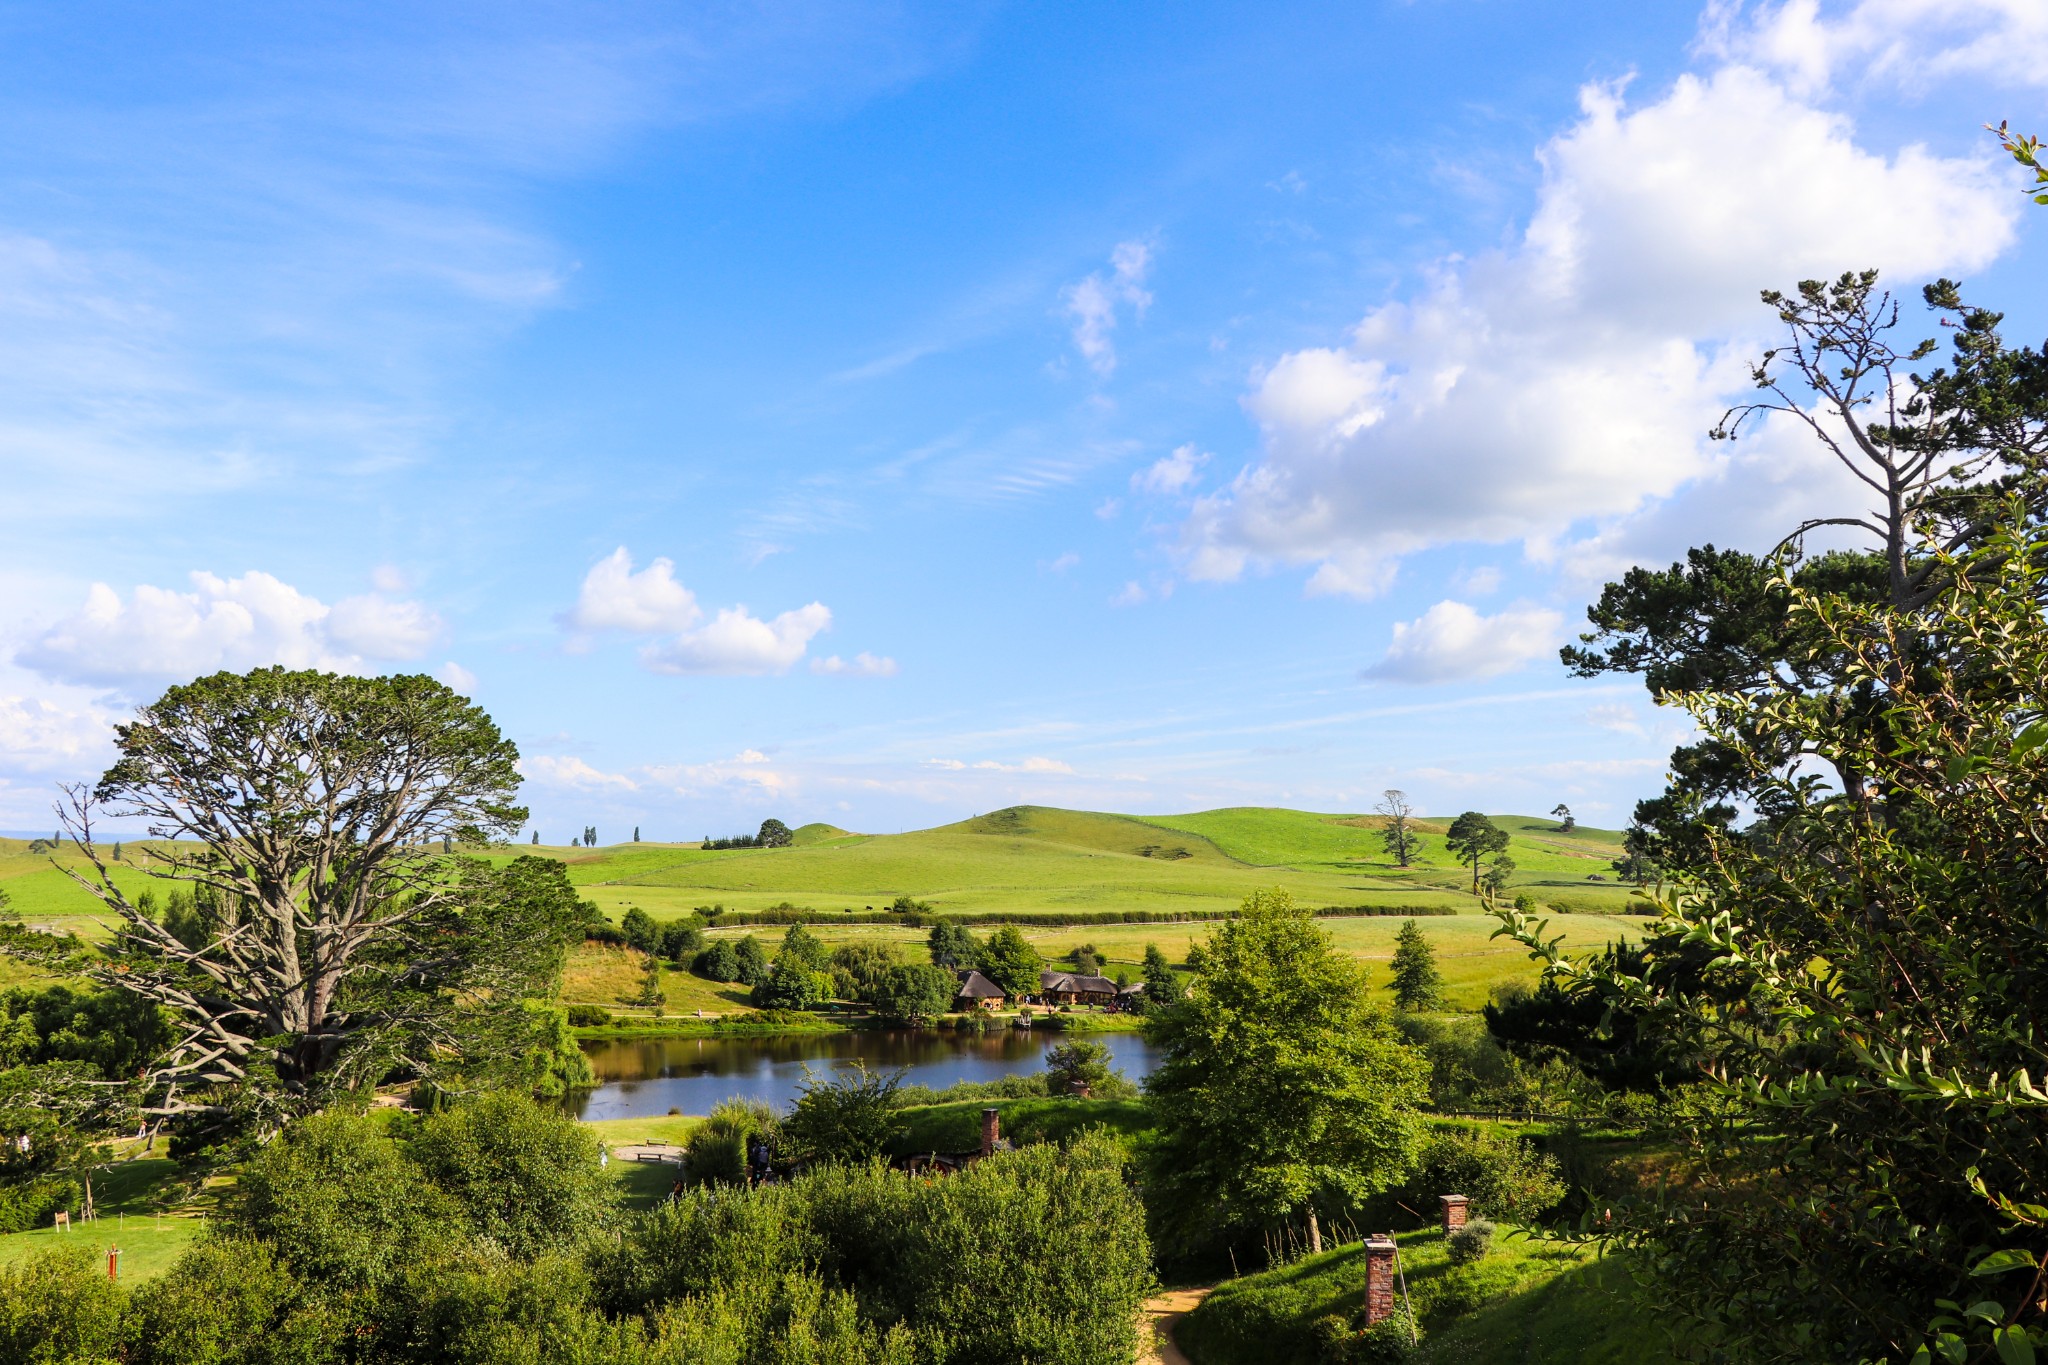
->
[1445,812,1510,895]
[110,842,121,861]
[531,831,538,845]
[757,818,794,848]
[1142,944,1183,1009]
[632,826,640,843]
[658,922,703,963]
[695,939,740,982]
[1375,789,1420,867]
[977,926,1044,998]
[1550,803,1575,833]
[1388,919,1445,1012]
[733,936,771,987]
[619,907,659,955]
[1481,854,1516,897]
[927,921,982,970]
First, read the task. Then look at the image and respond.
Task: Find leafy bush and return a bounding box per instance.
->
[565,1004,612,1028]
[405,1091,615,1259]
[0,1175,78,1235]
[683,1099,779,1186]
[0,1244,128,1365]
[781,1063,904,1164]
[1399,1126,1562,1223]
[1445,1218,1495,1265]
[217,1110,458,1293]
[125,1237,303,1365]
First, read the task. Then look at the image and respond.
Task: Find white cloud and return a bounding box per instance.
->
[0,695,114,773]
[973,756,1075,774]
[1703,0,2048,96]
[1095,497,1123,520]
[1041,552,1081,575]
[1110,581,1149,608]
[811,652,900,678]
[370,564,411,594]
[1362,601,1564,685]
[643,603,832,677]
[642,749,788,799]
[926,755,1075,774]
[1132,444,1210,497]
[562,548,701,637]
[1061,239,1153,378]
[437,661,478,693]
[18,570,441,690]
[520,755,639,791]
[1452,565,1504,597]
[1583,702,1647,737]
[1180,57,2018,595]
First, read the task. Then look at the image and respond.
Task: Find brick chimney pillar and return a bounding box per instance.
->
[1362,1236,1398,1325]
[1440,1194,1469,1234]
[980,1107,1000,1158]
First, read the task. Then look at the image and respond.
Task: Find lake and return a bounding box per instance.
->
[571,1027,1160,1120]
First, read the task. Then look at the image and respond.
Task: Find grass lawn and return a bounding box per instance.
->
[887,1096,1151,1156]
[1180,1228,1677,1365]
[584,1115,700,1148]
[0,1216,204,1282]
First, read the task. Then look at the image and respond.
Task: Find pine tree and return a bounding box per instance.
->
[1141,943,1183,1009]
[633,826,640,842]
[1388,918,1444,1012]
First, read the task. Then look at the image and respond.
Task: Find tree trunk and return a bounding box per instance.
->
[1308,1209,1322,1255]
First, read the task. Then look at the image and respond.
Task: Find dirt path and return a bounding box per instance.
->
[1139,1286,1214,1365]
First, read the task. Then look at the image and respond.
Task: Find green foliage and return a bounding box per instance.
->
[756,819,795,849]
[1504,512,2048,1361]
[828,942,899,1003]
[1141,942,1183,1009]
[693,939,740,982]
[602,1131,1152,1363]
[125,1238,304,1365]
[684,1099,780,1186]
[405,1091,615,1260]
[1398,1128,1562,1224]
[565,1004,612,1028]
[515,1002,596,1098]
[1388,920,1444,1012]
[975,925,1043,998]
[926,920,981,969]
[1443,814,1508,895]
[1043,1039,1125,1096]
[751,925,834,1009]
[781,1063,904,1164]
[0,1244,128,1365]
[619,908,660,954]
[657,922,703,963]
[1143,888,1428,1262]
[733,936,770,987]
[217,1110,457,1294]
[867,963,956,1025]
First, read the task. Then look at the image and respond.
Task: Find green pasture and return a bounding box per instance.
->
[0,808,1639,926]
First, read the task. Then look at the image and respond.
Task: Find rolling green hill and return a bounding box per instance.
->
[0,807,1640,931]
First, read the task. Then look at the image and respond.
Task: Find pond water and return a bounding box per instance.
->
[570,1028,1160,1120]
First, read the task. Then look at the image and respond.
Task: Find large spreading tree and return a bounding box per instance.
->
[2,667,586,1130]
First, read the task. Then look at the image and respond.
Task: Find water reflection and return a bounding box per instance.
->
[572,1028,1159,1120]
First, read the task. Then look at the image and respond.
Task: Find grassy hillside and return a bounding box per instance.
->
[0,807,1641,942]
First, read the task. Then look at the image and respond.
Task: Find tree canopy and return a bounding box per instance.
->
[1142,889,1426,1262]
[1443,812,1508,895]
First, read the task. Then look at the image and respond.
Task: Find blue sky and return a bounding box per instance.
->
[0,0,2043,839]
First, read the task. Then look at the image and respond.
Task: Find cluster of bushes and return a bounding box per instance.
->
[699,819,794,852]
[0,1093,1152,1365]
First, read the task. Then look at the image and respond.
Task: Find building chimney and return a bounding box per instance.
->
[980,1107,1000,1159]
[1362,1236,1398,1325]
[1440,1194,1469,1234]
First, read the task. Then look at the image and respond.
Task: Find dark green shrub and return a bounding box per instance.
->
[216,1110,458,1293]
[406,1091,615,1259]
[1401,1127,1562,1222]
[0,1244,127,1365]
[682,1099,779,1186]
[126,1238,302,1365]
[565,1004,612,1028]
[781,1064,903,1164]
